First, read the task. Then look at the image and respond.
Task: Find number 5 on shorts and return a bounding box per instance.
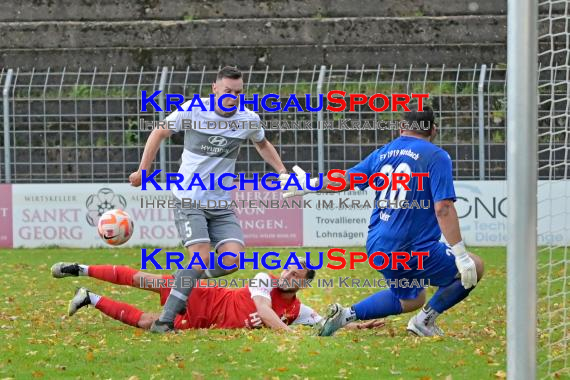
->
[184,221,192,238]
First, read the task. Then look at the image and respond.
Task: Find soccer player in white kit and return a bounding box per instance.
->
[129,66,289,332]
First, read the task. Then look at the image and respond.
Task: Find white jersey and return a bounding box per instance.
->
[164,98,265,202]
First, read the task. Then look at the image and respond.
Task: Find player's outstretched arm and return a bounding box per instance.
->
[316,170,350,193]
[252,296,293,331]
[281,149,381,197]
[435,199,478,289]
[291,304,384,331]
[253,138,287,175]
[129,128,173,186]
[344,319,386,330]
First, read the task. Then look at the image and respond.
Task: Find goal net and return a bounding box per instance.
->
[537,0,570,378]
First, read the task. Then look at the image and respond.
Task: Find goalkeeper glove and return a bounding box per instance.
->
[451,241,478,289]
[279,165,319,198]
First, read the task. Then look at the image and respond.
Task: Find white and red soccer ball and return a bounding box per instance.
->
[97,209,134,246]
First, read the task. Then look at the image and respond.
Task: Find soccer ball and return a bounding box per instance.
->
[97,209,134,246]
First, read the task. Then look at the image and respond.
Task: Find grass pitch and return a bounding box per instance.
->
[0,246,520,379]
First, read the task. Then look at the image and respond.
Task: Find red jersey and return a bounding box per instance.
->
[159,273,301,329]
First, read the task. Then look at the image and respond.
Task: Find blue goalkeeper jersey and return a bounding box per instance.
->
[346,136,456,253]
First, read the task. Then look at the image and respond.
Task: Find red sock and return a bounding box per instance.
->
[95,296,144,327]
[88,265,137,286]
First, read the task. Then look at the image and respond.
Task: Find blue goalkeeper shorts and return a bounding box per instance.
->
[369,241,460,300]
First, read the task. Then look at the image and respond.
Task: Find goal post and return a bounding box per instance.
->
[536,0,570,378]
[507,0,538,379]
[509,0,570,378]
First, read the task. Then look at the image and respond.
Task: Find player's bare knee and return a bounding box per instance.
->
[401,299,423,313]
[186,242,211,254]
[134,272,164,293]
[220,250,239,267]
[185,243,211,272]
[221,256,239,272]
[417,290,427,304]
[400,289,426,312]
[133,272,155,288]
[137,314,156,330]
[132,272,145,290]
[217,242,244,269]
[217,241,244,254]
[132,272,143,288]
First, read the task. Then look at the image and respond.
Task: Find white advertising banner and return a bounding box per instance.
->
[302,190,372,246]
[11,183,304,248]
[456,181,570,246]
[12,184,177,248]
[9,181,570,248]
[302,181,570,247]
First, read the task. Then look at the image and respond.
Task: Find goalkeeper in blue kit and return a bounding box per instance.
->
[282,104,484,336]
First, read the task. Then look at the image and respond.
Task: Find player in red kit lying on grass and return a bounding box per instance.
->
[51,260,383,332]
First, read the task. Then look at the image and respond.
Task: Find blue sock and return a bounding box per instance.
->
[352,289,403,320]
[427,278,474,313]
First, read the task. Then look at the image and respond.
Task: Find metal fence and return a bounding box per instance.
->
[0,64,513,183]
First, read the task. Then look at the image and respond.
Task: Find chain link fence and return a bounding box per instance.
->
[1,64,511,183]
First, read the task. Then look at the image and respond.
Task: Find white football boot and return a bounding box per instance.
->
[406,314,445,337]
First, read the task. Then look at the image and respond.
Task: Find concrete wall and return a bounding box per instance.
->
[0,0,512,69]
[1,0,507,21]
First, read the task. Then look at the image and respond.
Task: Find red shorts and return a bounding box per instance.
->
[158,275,213,329]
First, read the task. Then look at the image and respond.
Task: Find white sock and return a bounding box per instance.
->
[88,292,101,306]
[79,265,89,276]
[417,306,440,326]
